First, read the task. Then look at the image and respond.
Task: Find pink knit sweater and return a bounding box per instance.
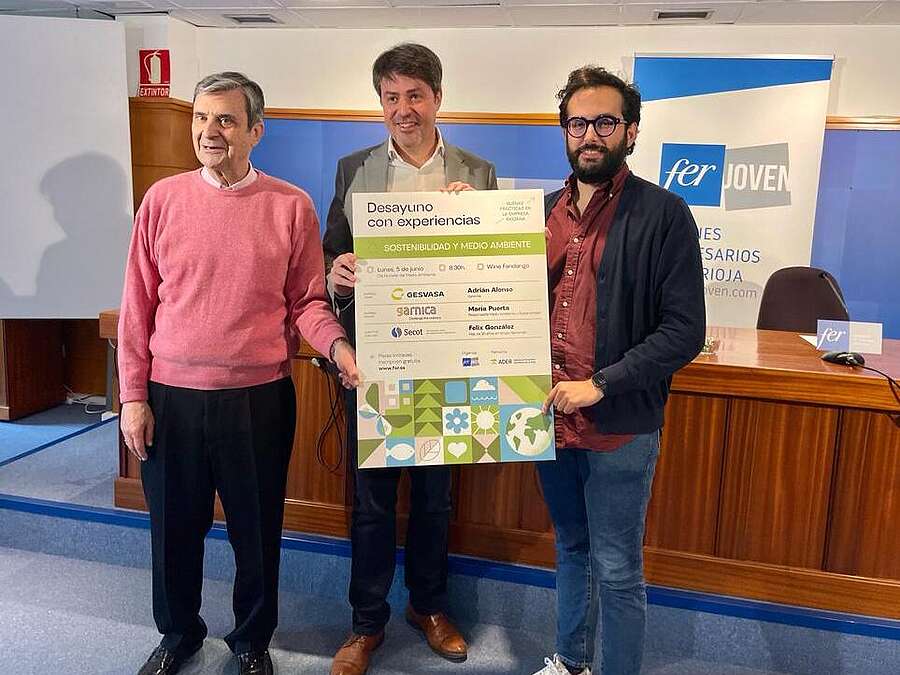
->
[117,169,346,403]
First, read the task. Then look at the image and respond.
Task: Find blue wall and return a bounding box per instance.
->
[810,129,900,339]
[252,118,572,223]
[253,119,899,338]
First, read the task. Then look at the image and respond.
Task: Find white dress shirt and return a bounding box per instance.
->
[386,130,447,193]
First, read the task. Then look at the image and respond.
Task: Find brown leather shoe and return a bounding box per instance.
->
[330,631,384,675]
[405,605,468,662]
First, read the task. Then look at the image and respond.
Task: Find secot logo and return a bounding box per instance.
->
[390,326,424,338]
[660,142,791,210]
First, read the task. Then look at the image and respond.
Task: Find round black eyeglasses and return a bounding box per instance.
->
[563,115,626,138]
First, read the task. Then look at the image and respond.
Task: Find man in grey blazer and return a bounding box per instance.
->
[323,43,497,675]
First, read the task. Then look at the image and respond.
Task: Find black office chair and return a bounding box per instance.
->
[756,266,850,333]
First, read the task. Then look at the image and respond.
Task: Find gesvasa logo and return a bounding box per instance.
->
[390,287,445,301]
[660,142,791,210]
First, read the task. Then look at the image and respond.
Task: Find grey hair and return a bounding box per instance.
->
[193,72,265,128]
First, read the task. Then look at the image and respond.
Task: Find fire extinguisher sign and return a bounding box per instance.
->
[138,49,170,97]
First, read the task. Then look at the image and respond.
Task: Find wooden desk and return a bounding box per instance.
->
[100,313,900,618]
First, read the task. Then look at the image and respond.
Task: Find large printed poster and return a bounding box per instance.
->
[352,189,556,469]
[630,54,833,327]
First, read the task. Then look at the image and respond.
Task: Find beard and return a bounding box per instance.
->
[567,136,629,185]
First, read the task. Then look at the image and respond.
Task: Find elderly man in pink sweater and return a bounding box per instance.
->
[118,72,359,675]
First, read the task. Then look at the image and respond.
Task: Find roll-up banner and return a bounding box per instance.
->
[630,54,833,328]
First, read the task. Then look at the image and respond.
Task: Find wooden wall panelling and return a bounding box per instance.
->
[62,319,107,395]
[128,98,198,211]
[825,410,900,579]
[645,393,729,555]
[645,547,900,620]
[452,461,554,566]
[287,359,349,508]
[716,400,839,568]
[456,462,547,530]
[283,359,352,536]
[0,319,65,421]
[0,320,6,410]
[449,521,555,569]
[129,98,197,167]
[517,465,553,533]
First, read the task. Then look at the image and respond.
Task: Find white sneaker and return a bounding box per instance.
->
[532,654,591,675]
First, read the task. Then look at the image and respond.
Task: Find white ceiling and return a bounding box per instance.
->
[2,0,900,28]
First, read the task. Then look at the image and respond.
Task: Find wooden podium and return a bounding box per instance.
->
[100,312,900,619]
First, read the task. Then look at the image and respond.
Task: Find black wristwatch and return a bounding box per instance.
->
[590,370,608,394]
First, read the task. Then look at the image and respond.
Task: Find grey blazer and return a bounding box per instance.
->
[322,138,498,342]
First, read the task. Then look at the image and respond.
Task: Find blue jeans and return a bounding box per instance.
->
[537,432,660,674]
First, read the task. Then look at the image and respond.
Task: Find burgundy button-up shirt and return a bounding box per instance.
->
[547,163,634,451]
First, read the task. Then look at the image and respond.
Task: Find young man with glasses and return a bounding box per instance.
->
[533,66,705,675]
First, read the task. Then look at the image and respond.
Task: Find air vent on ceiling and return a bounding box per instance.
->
[392,0,500,5]
[654,9,713,21]
[225,14,281,25]
[92,1,155,9]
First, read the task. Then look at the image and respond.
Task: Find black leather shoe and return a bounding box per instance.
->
[237,649,274,675]
[137,641,202,675]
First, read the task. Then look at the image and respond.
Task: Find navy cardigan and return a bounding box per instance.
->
[545,173,706,434]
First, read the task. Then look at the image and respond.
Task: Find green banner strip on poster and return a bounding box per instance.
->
[355,233,545,259]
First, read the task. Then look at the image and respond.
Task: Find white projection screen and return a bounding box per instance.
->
[0,15,133,318]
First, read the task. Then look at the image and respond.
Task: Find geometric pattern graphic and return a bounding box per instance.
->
[358,375,555,469]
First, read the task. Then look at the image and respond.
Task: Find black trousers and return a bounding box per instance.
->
[346,390,453,635]
[141,377,296,654]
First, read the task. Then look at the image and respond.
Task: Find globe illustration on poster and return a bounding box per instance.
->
[505,407,552,456]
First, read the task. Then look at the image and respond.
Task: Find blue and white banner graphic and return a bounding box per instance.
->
[631,54,833,328]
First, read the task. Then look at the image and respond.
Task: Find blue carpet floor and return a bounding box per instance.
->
[0,418,118,507]
[1,505,899,675]
[0,404,111,467]
[0,542,865,675]
[2,420,900,673]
